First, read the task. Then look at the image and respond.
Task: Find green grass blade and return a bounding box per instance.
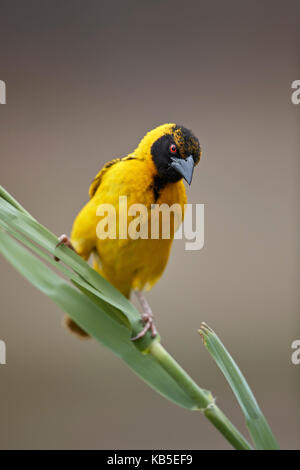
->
[0,195,149,345]
[0,228,199,409]
[0,186,34,218]
[0,186,256,449]
[199,323,279,449]
[0,217,131,331]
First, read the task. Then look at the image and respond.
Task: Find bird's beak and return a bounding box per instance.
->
[170,154,195,185]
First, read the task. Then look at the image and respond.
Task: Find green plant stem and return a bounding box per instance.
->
[149,341,252,450]
[204,405,252,451]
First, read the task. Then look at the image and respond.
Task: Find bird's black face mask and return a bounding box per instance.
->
[151,127,200,185]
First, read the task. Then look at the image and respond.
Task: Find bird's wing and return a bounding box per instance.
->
[89,155,138,199]
[89,158,122,198]
[71,154,143,260]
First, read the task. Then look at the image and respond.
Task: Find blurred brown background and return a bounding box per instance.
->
[0,0,299,450]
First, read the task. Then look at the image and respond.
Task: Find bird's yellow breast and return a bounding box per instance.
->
[71,156,187,297]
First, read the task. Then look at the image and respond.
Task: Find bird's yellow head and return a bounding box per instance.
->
[136,123,201,185]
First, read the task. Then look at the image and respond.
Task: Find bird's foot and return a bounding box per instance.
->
[131,312,157,341]
[54,234,75,261]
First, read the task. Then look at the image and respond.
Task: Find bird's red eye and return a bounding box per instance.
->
[169,144,177,154]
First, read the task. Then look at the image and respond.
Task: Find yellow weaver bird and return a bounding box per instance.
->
[56,123,201,340]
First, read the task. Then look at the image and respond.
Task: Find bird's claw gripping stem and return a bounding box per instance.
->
[131,312,157,341]
[131,290,158,341]
[54,234,75,261]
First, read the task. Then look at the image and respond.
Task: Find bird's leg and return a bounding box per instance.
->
[131,290,157,341]
[54,234,76,261]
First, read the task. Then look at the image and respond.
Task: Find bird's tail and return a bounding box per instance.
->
[63,315,90,339]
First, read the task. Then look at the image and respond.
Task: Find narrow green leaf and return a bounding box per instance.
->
[0,229,198,409]
[0,186,256,449]
[199,323,279,449]
[0,185,34,218]
[0,216,130,331]
[0,196,151,346]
